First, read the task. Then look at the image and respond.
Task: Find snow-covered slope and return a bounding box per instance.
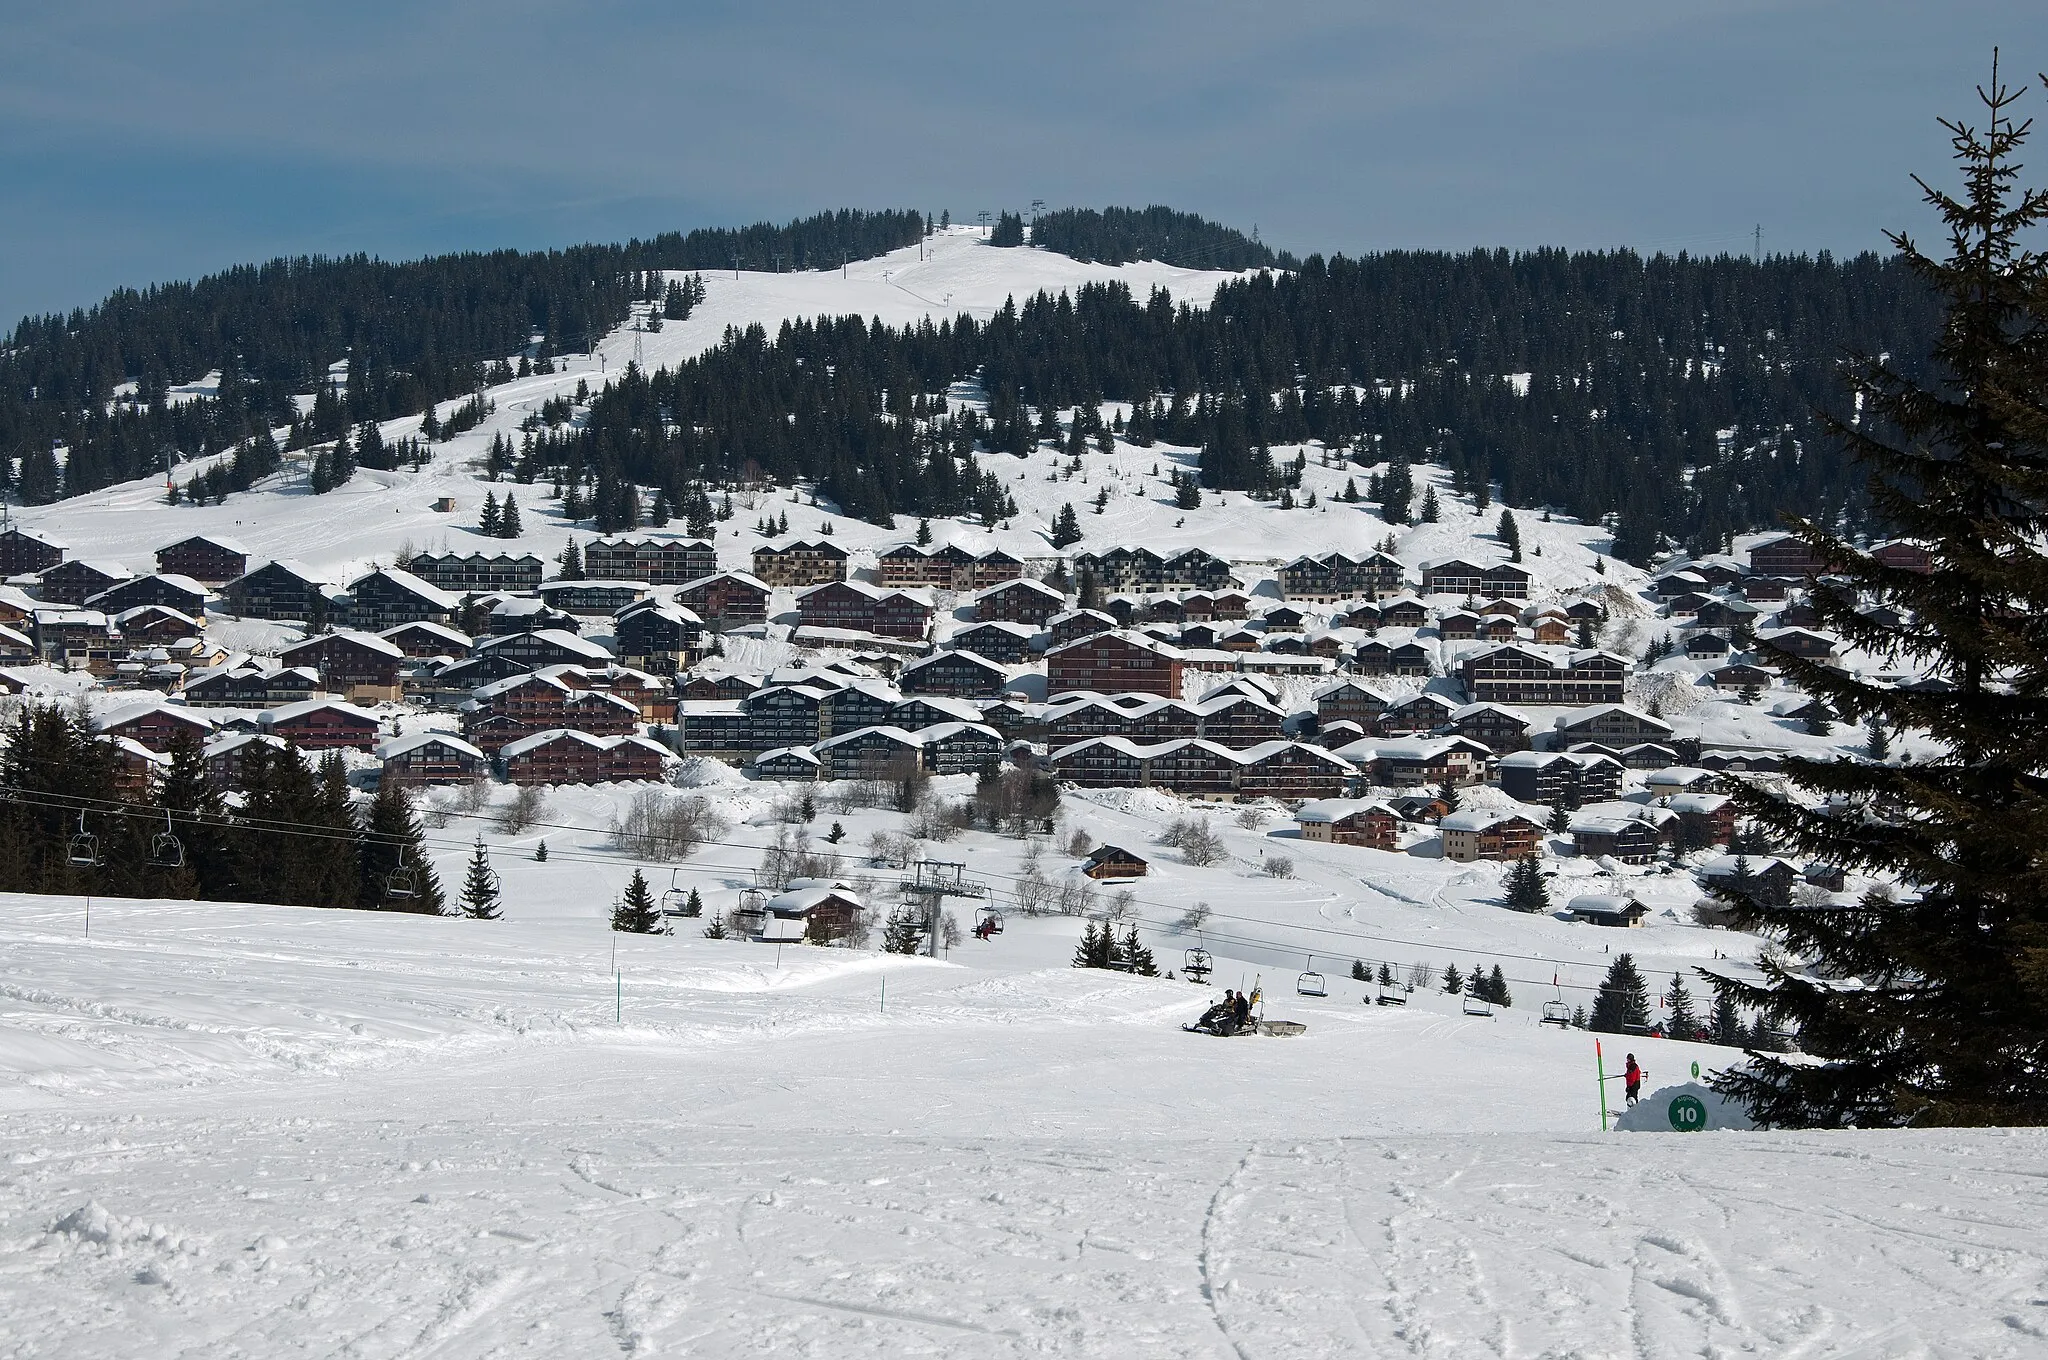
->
[4,886,2043,1358]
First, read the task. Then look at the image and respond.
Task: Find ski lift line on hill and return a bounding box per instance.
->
[1296,954,1327,997]
[0,781,1634,994]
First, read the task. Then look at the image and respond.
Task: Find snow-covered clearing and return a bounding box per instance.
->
[4,885,2045,1357]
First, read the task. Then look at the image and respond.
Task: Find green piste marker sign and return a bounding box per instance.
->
[1668,1094,1708,1132]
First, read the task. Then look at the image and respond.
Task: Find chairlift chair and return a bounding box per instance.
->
[1295,956,1327,998]
[975,905,1004,935]
[1541,1000,1572,1028]
[1183,947,1213,984]
[66,810,101,868]
[384,846,418,900]
[1376,979,1409,1006]
[1462,992,1494,1018]
[148,809,184,870]
[660,868,691,916]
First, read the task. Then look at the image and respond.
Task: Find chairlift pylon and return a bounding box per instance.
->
[1296,954,1327,998]
[66,810,101,868]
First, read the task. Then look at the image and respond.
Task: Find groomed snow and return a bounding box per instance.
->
[4,885,2046,1357]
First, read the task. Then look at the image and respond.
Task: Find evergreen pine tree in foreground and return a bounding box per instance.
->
[1712,62,2048,1128]
[459,838,502,920]
[611,869,664,934]
[1591,953,1650,1033]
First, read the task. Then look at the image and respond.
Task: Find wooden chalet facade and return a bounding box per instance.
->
[876,544,1023,591]
[1438,810,1542,862]
[38,559,130,606]
[500,730,672,785]
[280,631,405,702]
[223,560,332,621]
[582,537,717,585]
[0,526,65,576]
[750,540,848,587]
[796,580,934,640]
[404,552,545,593]
[1295,799,1399,849]
[376,732,488,785]
[675,572,771,627]
[973,577,1066,625]
[1046,631,1184,697]
[260,699,382,751]
[154,534,249,586]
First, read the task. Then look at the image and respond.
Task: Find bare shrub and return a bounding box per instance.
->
[1179,821,1225,867]
[1262,855,1295,879]
[610,789,725,860]
[499,784,551,835]
[1063,826,1095,857]
[865,829,919,869]
[1406,961,1436,992]
[1014,866,1057,916]
[1234,806,1267,830]
[907,801,963,842]
[1054,878,1095,916]
[1173,901,1213,932]
[758,825,836,891]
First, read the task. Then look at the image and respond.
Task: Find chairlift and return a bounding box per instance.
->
[1462,991,1494,1018]
[1541,1000,1572,1028]
[66,810,101,868]
[1376,978,1409,1006]
[384,846,418,900]
[1296,955,1327,998]
[148,809,184,870]
[975,905,1004,936]
[1183,947,1213,984]
[660,868,693,916]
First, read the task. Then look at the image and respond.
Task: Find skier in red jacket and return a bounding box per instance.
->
[1623,1054,1644,1107]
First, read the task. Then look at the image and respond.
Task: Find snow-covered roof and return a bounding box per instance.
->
[374,732,485,761]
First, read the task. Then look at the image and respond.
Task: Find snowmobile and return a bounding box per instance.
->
[1181,984,1306,1037]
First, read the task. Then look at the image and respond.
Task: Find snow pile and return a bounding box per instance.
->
[1614,1080,1756,1132]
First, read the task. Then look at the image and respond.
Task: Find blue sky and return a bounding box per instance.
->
[1,1,2043,326]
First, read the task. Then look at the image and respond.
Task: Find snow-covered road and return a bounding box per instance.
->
[3,894,2045,1357]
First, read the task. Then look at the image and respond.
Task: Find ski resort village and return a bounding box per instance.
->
[3,214,2047,1357]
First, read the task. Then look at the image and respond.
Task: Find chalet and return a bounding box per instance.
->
[1047,696,1196,746]
[973,577,1066,625]
[380,620,474,660]
[31,608,117,671]
[1046,631,1184,697]
[551,664,673,723]
[38,559,130,606]
[1684,633,1731,661]
[155,534,249,586]
[581,537,716,585]
[470,628,613,673]
[675,572,772,627]
[182,662,322,708]
[260,698,381,751]
[1460,645,1627,706]
[484,597,580,637]
[0,525,65,576]
[1072,546,1235,592]
[1234,741,1353,801]
[1081,845,1149,880]
[1420,558,1485,595]
[1568,812,1663,864]
[890,695,981,731]
[948,620,1038,663]
[500,730,671,785]
[280,631,405,702]
[1258,604,1306,633]
[0,585,34,627]
[0,628,33,665]
[1710,662,1775,692]
[678,670,763,701]
[375,732,488,785]
[1278,551,1406,601]
[344,568,459,630]
[1552,704,1675,748]
[1757,627,1837,660]
[1530,616,1571,645]
[876,543,1022,591]
[1695,854,1799,907]
[1391,792,1453,823]
[86,573,209,617]
[223,560,336,622]
[754,746,823,781]
[1378,691,1458,735]
[612,601,704,675]
[896,649,1009,698]
[916,721,1006,774]
[102,735,167,798]
[1048,608,1117,648]
[818,679,899,738]
[465,673,638,750]
[112,605,202,647]
[1378,596,1429,628]
[201,732,290,787]
[1335,736,1491,787]
[1194,693,1287,747]
[404,551,545,593]
[1049,737,1149,788]
[1447,702,1533,753]
[93,701,217,753]
[1748,534,1830,577]
[534,579,653,617]
[763,880,866,944]
[1666,791,1735,848]
[1354,641,1430,676]
[1567,894,1649,927]
[814,725,925,779]
[1477,615,1519,642]
[1691,599,1763,631]
[1295,798,1399,849]
[1870,540,1934,573]
[1439,810,1542,862]
[742,685,831,751]
[1496,750,1624,809]
[796,580,934,640]
[750,539,848,587]
[1314,678,1390,726]
[1437,611,1480,640]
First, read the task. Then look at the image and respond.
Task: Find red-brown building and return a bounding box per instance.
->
[676,572,772,626]
[260,699,382,750]
[500,730,672,784]
[1046,630,1184,697]
[280,630,405,702]
[795,580,934,640]
[155,534,250,586]
[93,701,217,753]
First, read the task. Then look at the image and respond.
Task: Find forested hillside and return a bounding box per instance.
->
[1,208,1939,559]
[0,209,927,497]
[546,247,1936,558]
